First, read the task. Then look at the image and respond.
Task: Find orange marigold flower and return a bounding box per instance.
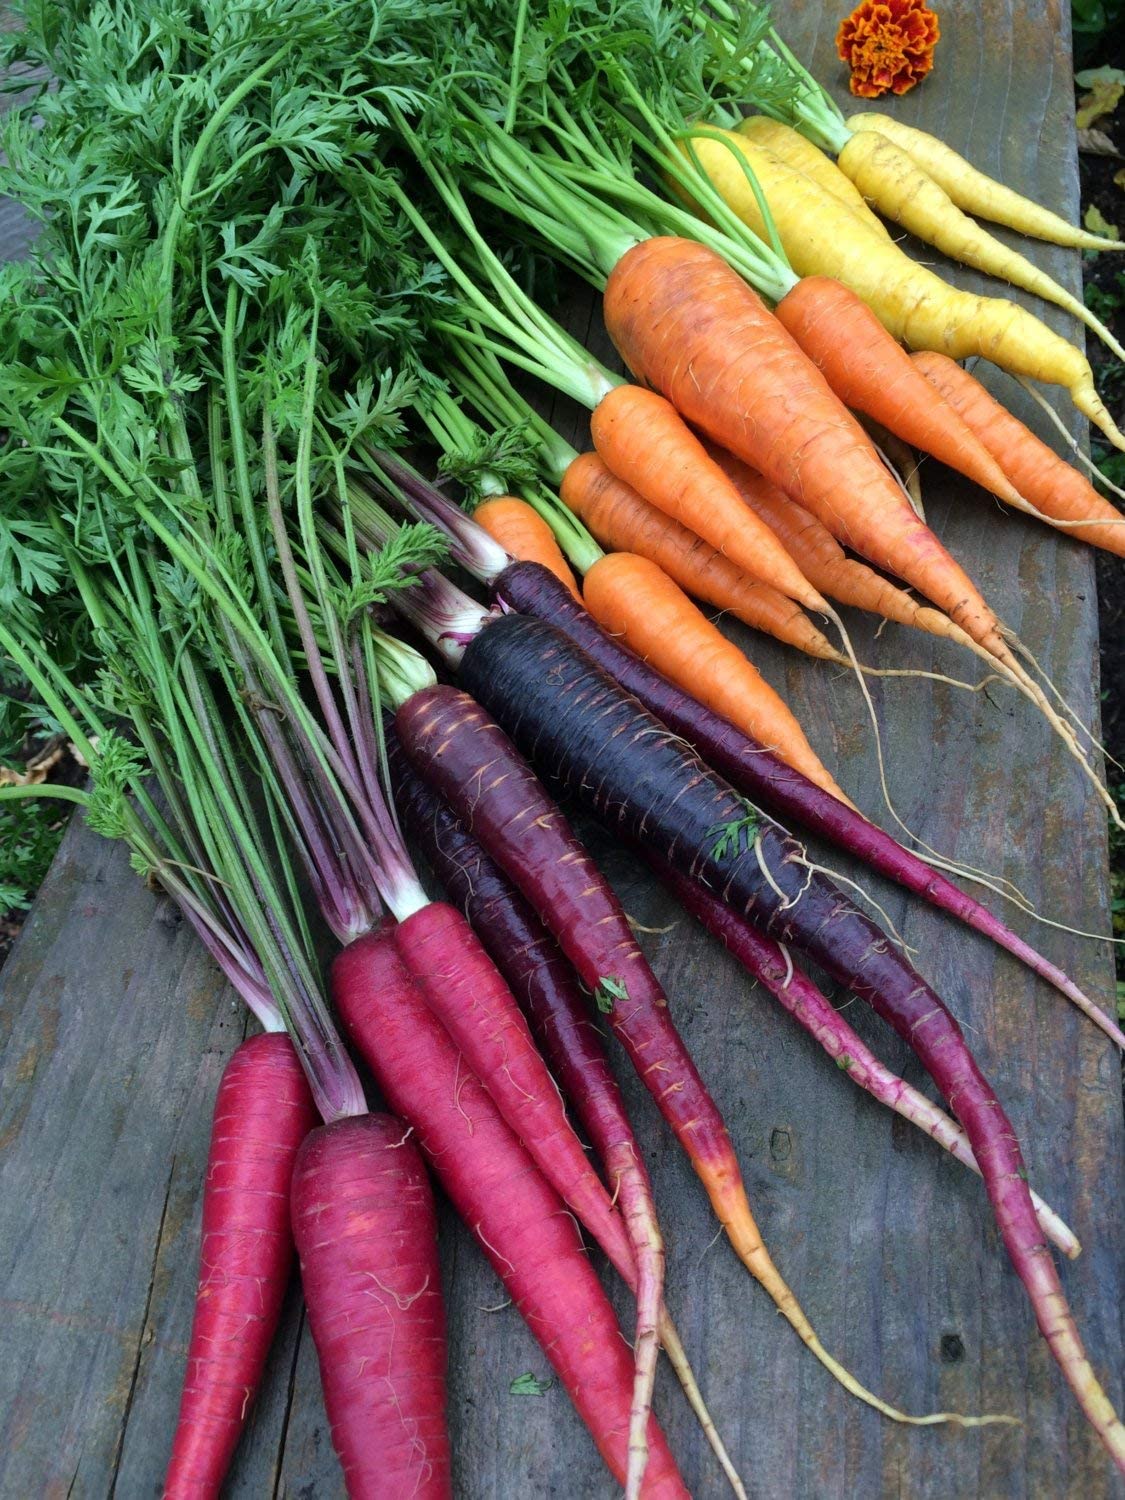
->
[836,0,940,99]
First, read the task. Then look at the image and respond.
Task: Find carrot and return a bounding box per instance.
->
[833,128,1125,360]
[589,383,829,610]
[291,1112,451,1500]
[397,682,972,1426]
[603,236,1010,656]
[706,443,977,643]
[772,275,1052,518]
[459,608,1121,1468]
[494,561,1125,1048]
[561,450,846,662]
[392,898,664,1495]
[475,495,581,597]
[581,551,849,801]
[331,925,689,1496]
[736,115,889,236]
[678,131,1125,447]
[604,235,1116,812]
[912,351,1125,556]
[164,1033,317,1500]
[650,852,1081,1260]
[387,735,748,1497]
[846,112,1125,251]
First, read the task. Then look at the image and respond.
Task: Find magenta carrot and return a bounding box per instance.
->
[331,925,689,1496]
[387,734,748,1498]
[164,1033,317,1499]
[291,1112,450,1500]
[650,854,1079,1260]
[392,897,664,1493]
[492,562,1122,1049]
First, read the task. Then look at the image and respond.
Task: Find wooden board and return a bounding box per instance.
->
[1,3,1122,1495]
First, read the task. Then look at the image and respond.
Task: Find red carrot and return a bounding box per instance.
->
[330,925,689,1496]
[291,1112,451,1500]
[164,1033,317,1499]
[387,733,749,1498]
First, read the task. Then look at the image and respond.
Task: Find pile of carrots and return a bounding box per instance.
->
[4,0,1125,1495]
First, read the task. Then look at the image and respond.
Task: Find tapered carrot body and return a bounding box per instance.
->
[291,1114,451,1500]
[393,899,663,1492]
[164,1033,316,1500]
[387,740,746,1500]
[460,610,1122,1468]
[331,927,688,1497]
[737,115,889,236]
[589,383,828,610]
[706,443,969,640]
[652,854,1080,1258]
[581,551,848,801]
[475,496,581,597]
[679,132,1124,446]
[494,562,1123,1049]
[847,112,1125,251]
[603,236,1016,662]
[835,129,1125,358]
[398,682,954,1424]
[912,351,1125,556]
[773,275,1046,514]
[561,450,844,661]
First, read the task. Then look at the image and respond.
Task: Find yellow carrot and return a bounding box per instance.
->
[736,115,889,238]
[835,129,1125,361]
[847,112,1124,252]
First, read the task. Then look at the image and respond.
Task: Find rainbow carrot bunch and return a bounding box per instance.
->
[3,0,1124,1491]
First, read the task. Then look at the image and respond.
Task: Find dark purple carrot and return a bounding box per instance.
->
[164,1033,317,1499]
[388,735,746,1497]
[492,561,1121,1049]
[331,924,689,1497]
[649,854,1078,1258]
[456,609,1123,1470]
[395,684,981,1426]
[291,1113,451,1500]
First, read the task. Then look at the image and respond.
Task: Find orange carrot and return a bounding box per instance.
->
[773,276,1041,517]
[561,451,845,662]
[705,443,987,655]
[581,551,850,802]
[912,352,1125,557]
[602,238,1016,667]
[588,384,828,613]
[475,496,582,597]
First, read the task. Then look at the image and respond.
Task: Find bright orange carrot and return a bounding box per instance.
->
[588,384,828,613]
[704,442,986,652]
[475,496,582,597]
[774,276,1041,516]
[912,352,1125,558]
[602,237,1017,668]
[561,451,845,662]
[581,550,850,801]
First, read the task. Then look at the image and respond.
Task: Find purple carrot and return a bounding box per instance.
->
[650,855,1078,1259]
[395,684,988,1427]
[457,608,1124,1471]
[492,561,1121,1049]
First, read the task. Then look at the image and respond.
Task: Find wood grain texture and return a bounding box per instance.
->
[0,3,1121,1496]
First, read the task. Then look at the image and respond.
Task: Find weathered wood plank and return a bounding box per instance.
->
[0,2,1121,1496]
